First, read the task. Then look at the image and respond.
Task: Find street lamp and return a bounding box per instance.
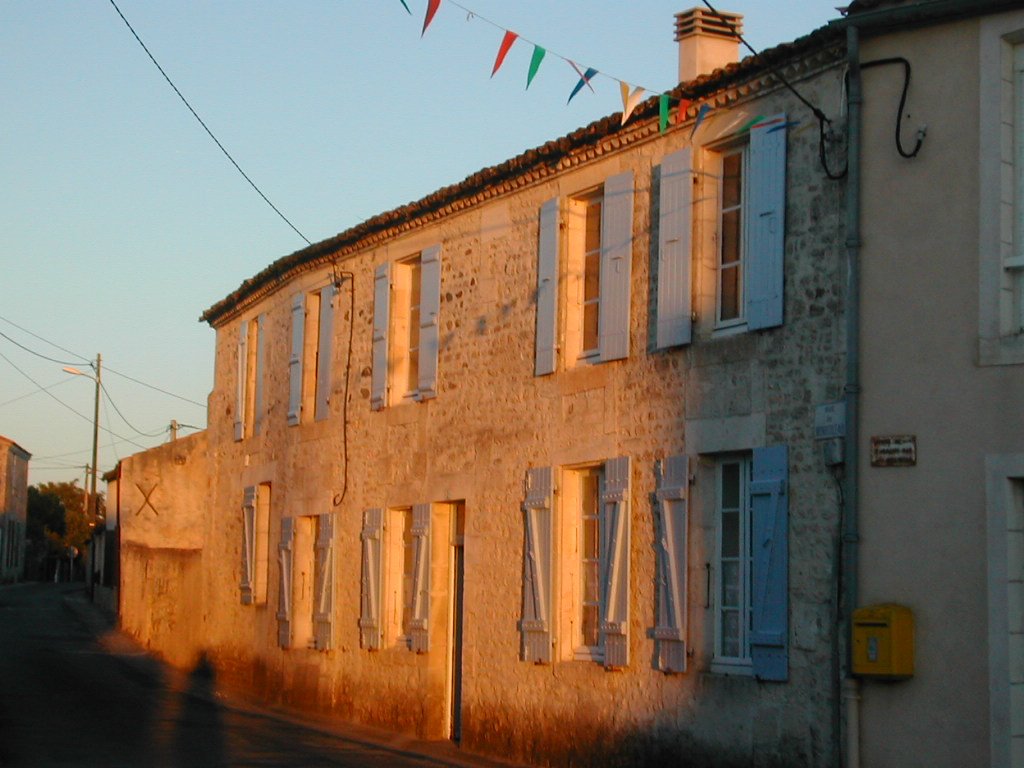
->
[63,355,102,590]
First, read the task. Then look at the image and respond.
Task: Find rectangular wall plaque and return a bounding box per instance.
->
[870,435,917,467]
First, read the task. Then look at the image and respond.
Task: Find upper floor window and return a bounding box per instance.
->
[534,172,634,375]
[1010,44,1024,332]
[717,148,747,326]
[371,246,441,410]
[288,286,336,426]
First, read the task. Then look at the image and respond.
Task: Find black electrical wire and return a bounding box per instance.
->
[859,58,924,159]
[332,270,356,509]
[107,0,311,246]
[0,330,82,366]
[0,314,90,363]
[99,380,169,438]
[104,366,206,408]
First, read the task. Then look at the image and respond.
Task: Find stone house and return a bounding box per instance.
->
[0,435,30,583]
[110,2,1024,766]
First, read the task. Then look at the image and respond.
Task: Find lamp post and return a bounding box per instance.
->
[63,355,101,591]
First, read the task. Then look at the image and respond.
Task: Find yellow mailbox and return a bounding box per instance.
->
[852,604,914,680]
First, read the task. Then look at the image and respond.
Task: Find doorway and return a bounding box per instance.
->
[447,502,465,742]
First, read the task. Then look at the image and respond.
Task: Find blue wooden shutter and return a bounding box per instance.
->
[371,263,391,411]
[600,455,631,668]
[234,322,247,441]
[750,444,789,681]
[313,513,335,650]
[654,456,688,673]
[535,198,560,376]
[656,149,694,349]
[598,171,634,362]
[418,245,441,399]
[277,517,294,648]
[409,503,431,653]
[253,315,265,436]
[746,115,787,331]
[315,286,335,422]
[520,467,553,664]
[240,486,256,605]
[359,508,384,650]
[287,294,304,425]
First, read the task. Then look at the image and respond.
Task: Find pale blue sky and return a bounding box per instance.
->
[0,1,839,485]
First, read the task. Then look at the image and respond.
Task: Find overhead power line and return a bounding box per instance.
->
[107,0,312,246]
[100,380,169,438]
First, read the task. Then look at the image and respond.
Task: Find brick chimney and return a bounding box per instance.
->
[674,7,742,83]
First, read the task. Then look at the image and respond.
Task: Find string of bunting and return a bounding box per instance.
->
[399,0,738,135]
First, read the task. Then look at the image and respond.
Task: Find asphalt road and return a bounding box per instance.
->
[0,583,514,768]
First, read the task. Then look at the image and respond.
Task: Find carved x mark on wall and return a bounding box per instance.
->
[135,482,160,518]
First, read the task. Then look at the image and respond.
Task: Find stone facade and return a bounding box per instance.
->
[0,436,30,583]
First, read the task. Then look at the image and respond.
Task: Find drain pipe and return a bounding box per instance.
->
[842,22,863,768]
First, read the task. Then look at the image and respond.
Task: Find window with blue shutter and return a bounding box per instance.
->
[409,503,431,653]
[314,286,335,422]
[600,456,631,668]
[535,199,560,376]
[750,444,789,681]
[654,455,688,673]
[520,467,554,663]
[313,512,335,651]
[598,172,634,362]
[371,263,390,411]
[288,294,304,425]
[746,115,787,331]
[234,323,247,441]
[656,149,694,349]
[253,315,265,436]
[240,486,256,605]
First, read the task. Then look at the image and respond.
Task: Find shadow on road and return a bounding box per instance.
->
[170,652,227,767]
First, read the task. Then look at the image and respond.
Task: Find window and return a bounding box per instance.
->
[384,507,415,647]
[240,483,271,605]
[1009,45,1024,332]
[711,445,789,681]
[717,148,746,325]
[533,172,634,375]
[715,456,752,665]
[276,513,334,650]
[544,456,630,668]
[288,286,335,425]
[234,315,263,441]
[367,504,432,652]
[371,246,441,409]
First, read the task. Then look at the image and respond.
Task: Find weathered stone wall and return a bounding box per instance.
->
[120,57,848,766]
[0,437,30,583]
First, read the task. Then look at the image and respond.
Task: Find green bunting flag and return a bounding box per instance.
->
[659,94,670,134]
[527,45,546,90]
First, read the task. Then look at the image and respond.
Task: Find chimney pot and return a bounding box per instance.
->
[675,7,743,84]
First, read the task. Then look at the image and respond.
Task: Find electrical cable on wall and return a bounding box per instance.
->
[332,267,356,509]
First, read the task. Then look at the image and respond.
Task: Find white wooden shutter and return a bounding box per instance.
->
[240,486,256,605]
[359,508,384,650]
[287,294,304,425]
[656,149,694,349]
[313,512,335,650]
[750,444,789,681]
[371,263,391,411]
[276,517,294,648]
[600,455,631,668]
[418,245,441,399]
[746,115,787,331]
[654,456,688,672]
[253,314,265,436]
[409,503,431,653]
[315,286,335,422]
[234,322,247,441]
[598,171,634,362]
[535,198,560,376]
[520,467,554,664]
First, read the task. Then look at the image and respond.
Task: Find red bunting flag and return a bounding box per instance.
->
[491,30,518,77]
[676,98,692,125]
[422,0,441,36]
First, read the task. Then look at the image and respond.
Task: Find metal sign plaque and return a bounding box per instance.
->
[815,401,846,440]
[870,435,917,467]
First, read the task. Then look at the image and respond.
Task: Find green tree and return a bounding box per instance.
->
[27,480,104,555]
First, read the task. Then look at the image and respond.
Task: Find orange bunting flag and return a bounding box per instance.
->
[422,0,441,36]
[676,98,692,125]
[491,30,518,77]
[619,82,645,126]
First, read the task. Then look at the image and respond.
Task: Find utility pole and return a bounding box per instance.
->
[90,353,101,522]
[170,419,179,441]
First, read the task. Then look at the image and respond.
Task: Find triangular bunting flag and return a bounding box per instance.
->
[659,94,670,134]
[491,30,518,77]
[737,115,766,135]
[690,103,711,138]
[567,63,597,104]
[619,82,645,126]
[399,0,411,14]
[526,45,546,89]
[768,120,800,133]
[676,98,692,125]
[422,0,441,36]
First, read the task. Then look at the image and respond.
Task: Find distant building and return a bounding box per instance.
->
[0,436,30,583]
[111,2,1024,766]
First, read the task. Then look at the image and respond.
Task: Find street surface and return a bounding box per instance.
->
[0,583,515,768]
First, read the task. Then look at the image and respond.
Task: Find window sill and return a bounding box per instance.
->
[979,334,1024,366]
[711,321,749,339]
[709,658,753,676]
[573,647,605,664]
